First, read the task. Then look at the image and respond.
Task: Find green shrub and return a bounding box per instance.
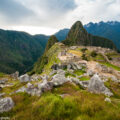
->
[82,53,88,61]
[91,51,97,57]
[81,48,88,53]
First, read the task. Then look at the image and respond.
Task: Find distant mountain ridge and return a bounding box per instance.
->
[55,21,120,50]
[84,21,120,50]
[63,21,116,50]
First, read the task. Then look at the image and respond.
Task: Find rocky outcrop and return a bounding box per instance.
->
[88,74,113,96]
[16,87,27,93]
[0,93,5,98]
[51,70,69,86]
[0,78,8,84]
[51,62,87,71]
[19,74,31,83]
[11,71,19,79]
[0,97,14,113]
[96,63,113,73]
[69,77,89,88]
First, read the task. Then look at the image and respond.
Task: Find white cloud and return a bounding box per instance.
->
[0,0,120,35]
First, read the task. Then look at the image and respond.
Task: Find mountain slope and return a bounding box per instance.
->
[63,21,116,50]
[0,29,48,74]
[84,21,120,50]
[32,35,59,74]
[33,34,49,48]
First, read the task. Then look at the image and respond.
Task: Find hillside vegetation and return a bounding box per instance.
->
[63,21,116,50]
[0,29,48,74]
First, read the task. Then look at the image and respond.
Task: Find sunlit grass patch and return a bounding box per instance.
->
[74,69,86,76]
[68,50,82,57]
[79,76,90,81]
[65,72,76,78]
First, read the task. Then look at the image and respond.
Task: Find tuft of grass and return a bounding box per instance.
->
[52,82,81,95]
[0,72,6,77]
[79,76,90,81]
[74,69,86,76]
[65,72,76,78]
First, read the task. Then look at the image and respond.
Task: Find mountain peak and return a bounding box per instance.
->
[71,21,84,30]
[63,21,116,50]
[45,35,58,52]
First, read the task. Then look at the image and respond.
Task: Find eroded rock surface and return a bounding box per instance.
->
[88,74,113,96]
[0,97,14,113]
[19,74,31,83]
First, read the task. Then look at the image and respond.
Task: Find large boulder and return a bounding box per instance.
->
[38,81,53,92]
[0,97,14,113]
[88,74,113,96]
[51,70,68,86]
[19,74,31,83]
[11,71,19,79]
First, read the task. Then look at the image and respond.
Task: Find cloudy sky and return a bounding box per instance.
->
[0,0,120,35]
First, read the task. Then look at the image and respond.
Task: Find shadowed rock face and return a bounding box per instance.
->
[0,97,14,113]
[88,74,113,97]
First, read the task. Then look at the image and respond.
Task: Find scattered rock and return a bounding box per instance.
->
[51,64,67,70]
[38,81,53,92]
[105,97,111,103]
[96,63,113,73]
[19,74,31,83]
[0,93,5,98]
[16,87,27,93]
[87,70,95,76]
[41,74,49,82]
[11,71,19,79]
[51,70,68,86]
[70,77,89,88]
[0,97,14,113]
[50,70,57,76]
[27,83,34,89]
[88,74,113,97]
[0,78,8,84]
[110,76,118,82]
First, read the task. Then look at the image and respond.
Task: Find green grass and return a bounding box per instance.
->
[65,72,76,78]
[1,85,120,120]
[74,69,86,76]
[100,62,120,71]
[0,72,6,77]
[79,76,90,81]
